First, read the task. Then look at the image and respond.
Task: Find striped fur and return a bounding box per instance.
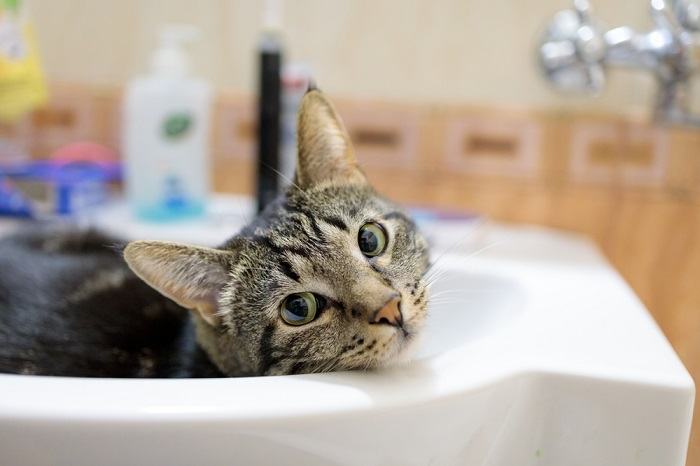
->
[202,183,431,375]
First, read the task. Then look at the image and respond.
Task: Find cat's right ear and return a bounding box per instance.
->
[123,241,233,326]
[295,89,367,188]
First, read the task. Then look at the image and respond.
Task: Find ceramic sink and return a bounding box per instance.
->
[0,198,694,465]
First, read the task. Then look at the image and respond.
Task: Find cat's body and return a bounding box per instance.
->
[0,228,221,377]
[0,90,431,378]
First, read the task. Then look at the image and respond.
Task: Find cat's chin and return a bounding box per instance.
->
[381,330,422,371]
[367,324,424,370]
[396,331,423,362]
[358,338,421,372]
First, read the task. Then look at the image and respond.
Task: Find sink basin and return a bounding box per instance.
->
[0,198,693,465]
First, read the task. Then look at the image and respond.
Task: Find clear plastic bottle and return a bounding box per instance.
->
[122,25,211,221]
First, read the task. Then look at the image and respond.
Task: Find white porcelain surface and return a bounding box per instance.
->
[0,200,694,466]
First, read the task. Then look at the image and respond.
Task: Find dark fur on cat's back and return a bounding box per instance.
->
[0,228,222,377]
[0,90,430,378]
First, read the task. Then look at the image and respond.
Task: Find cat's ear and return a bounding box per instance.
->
[295,89,366,188]
[123,241,232,326]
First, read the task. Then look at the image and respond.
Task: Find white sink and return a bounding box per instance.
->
[0,198,694,465]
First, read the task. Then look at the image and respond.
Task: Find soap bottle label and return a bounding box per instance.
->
[162,112,193,139]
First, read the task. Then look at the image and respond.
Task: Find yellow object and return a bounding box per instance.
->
[0,0,47,123]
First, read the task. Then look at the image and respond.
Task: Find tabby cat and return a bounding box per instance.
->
[0,89,430,377]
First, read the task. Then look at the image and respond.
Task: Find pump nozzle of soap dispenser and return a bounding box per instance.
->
[151,25,200,77]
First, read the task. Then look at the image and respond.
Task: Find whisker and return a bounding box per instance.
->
[423,239,510,291]
[261,162,308,199]
[425,268,449,286]
[426,300,466,306]
[429,288,502,297]
[461,239,507,261]
[429,292,478,299]
[422,218,488,273]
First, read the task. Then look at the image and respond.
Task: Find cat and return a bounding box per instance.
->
[0,89,431,377]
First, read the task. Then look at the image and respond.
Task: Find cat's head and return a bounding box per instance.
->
[124,90,430,376]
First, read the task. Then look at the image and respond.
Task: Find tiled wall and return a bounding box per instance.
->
[2,84,699,197]
[31,0,700,114]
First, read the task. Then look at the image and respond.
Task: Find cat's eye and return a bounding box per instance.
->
[280,292,325,326]
[358,222,387,257]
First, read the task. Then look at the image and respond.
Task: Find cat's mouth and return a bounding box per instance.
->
[379,325,421,367]
[392,298,428,356]
[389,314,423,350]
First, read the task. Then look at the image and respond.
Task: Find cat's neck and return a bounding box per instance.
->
[193,315,257,376]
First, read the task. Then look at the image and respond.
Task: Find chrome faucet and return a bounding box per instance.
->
[538,0,700,126]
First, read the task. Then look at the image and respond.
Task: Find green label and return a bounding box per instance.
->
[163,112,192,139]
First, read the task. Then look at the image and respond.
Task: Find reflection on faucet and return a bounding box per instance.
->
[538,0,700,127]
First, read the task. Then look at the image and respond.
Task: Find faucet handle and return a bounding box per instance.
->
[538,0,607,93]
[651,0,687,36]
[673,0,700,31]
[573,0,594,22]
[539,0,700,127]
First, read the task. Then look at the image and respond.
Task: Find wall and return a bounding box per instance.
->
[26,0,699,113]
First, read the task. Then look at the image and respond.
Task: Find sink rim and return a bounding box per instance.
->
[0,249,693,423]
[0,255,528,420]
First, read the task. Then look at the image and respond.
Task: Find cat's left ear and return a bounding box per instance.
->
[295,89,367,188]
[123,241,232,326]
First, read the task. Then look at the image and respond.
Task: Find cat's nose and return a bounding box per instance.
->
[369,295,403,327]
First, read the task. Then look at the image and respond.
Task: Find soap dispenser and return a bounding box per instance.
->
[122,25,211,221]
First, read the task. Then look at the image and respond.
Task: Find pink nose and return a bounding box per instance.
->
[370,296,403,327]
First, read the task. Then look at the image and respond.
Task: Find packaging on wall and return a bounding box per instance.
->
[0,0,47,123]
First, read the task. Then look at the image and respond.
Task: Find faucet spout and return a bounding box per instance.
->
[538,0,700,127]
